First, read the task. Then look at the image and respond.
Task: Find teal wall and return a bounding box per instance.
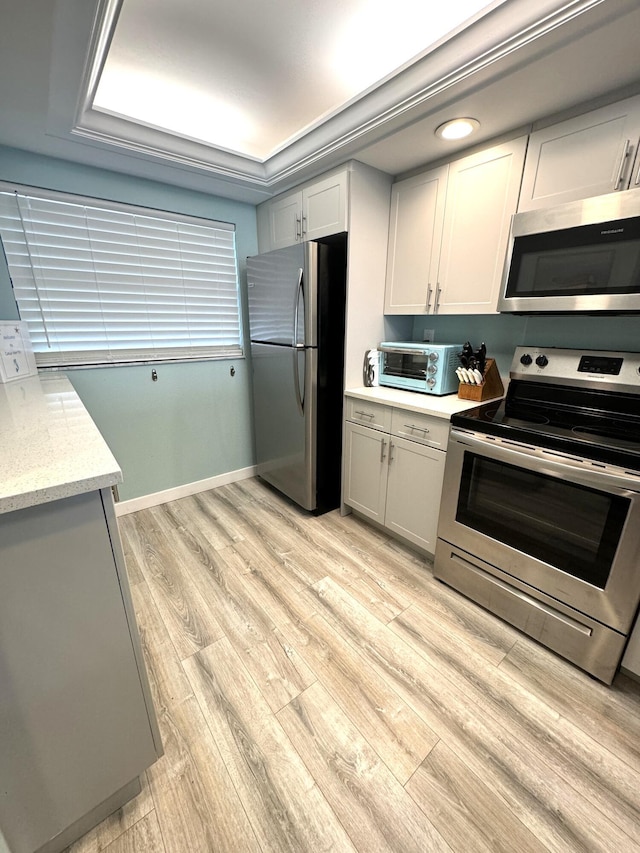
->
[412,313,640,376]
[0,145,258,501]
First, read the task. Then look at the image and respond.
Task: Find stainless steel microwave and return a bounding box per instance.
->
[498,189,640,313]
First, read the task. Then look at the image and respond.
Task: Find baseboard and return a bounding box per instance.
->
[620,666,640,684]
[114,465,257,516]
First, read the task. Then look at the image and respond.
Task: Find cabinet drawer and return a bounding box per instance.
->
[345,398,392,432]
[390,409,449,449]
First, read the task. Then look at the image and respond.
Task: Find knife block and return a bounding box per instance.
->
[457,358,504,401]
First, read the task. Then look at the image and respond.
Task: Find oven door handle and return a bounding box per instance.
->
[450,429,640,496]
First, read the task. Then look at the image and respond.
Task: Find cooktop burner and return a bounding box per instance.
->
[451,346,640,471]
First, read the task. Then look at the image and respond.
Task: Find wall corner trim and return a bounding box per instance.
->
[114,465,258,516]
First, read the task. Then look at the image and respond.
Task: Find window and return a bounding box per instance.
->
[0,185,242,366]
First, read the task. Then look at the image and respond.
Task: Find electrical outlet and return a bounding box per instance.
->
[423,328,435,343]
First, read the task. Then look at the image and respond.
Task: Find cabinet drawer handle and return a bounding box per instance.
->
[615,139,631,189]
[404,423,429,433]
[380,438,386,462]
[355,409,375,419]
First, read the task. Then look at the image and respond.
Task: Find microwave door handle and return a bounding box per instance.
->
[615,139,632,189]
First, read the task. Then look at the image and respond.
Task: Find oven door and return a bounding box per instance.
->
[379,346,430,392]
[437,429,640,634]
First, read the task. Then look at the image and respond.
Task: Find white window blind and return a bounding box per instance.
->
[0,186,242,366]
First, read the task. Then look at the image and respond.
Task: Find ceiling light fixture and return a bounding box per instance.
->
[435,117,480,141]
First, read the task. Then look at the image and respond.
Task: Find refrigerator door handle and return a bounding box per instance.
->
[292,266,305,415]
[293,267,304,345]
[292,344,305,416]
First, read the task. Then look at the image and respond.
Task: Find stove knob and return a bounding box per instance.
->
[535,354,549,368]
[520,353,532,366]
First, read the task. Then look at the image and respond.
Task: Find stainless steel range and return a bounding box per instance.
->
[435,346,640,684]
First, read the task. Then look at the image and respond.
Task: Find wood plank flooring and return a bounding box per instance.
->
[67,477,640,852]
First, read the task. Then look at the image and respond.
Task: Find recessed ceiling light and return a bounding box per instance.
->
[435,118,480,140]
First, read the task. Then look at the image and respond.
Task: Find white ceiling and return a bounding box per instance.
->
[0,0,639,205]
[93,0,498,160]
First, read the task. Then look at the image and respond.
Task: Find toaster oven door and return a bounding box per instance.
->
[380,347,428,381]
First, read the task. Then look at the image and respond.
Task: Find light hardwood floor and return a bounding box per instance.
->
[67,477,640,852]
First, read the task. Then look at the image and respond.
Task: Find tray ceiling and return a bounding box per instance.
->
[1,0,639,203]
[92,0,498,160]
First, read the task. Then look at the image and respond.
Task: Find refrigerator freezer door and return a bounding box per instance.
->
[247,243,318,346]
[251,342,317,510]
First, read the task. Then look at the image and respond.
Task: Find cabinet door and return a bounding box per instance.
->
[384,436,445,553]
[302,170,348,241]
[519,95,640,211]
[0,491,158,853]
[268,191,303,250]
[436,137,527,315]
[343,421,388,522]
[384,166,448,314]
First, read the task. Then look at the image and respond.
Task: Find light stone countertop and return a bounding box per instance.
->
[345,385,505,418]
[0,373,122,514]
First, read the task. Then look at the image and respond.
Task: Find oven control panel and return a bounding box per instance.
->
[511,346,640,391]
[578,355,623,375]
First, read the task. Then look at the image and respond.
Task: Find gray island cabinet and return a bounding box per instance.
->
[0,375,162,853]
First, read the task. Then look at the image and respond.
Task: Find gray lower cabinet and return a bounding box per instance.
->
[0,489,161,853]
[343,402,448,554]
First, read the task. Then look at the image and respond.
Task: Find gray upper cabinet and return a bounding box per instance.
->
[384,137,527,316]
[519,95,640,212]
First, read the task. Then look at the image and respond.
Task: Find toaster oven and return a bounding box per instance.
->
[378,342,461,395]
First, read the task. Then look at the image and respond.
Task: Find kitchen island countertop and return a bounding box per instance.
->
[0,373,121,514]
[345,385,504,418]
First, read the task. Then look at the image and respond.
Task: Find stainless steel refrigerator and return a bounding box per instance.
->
[247,236,347,513]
